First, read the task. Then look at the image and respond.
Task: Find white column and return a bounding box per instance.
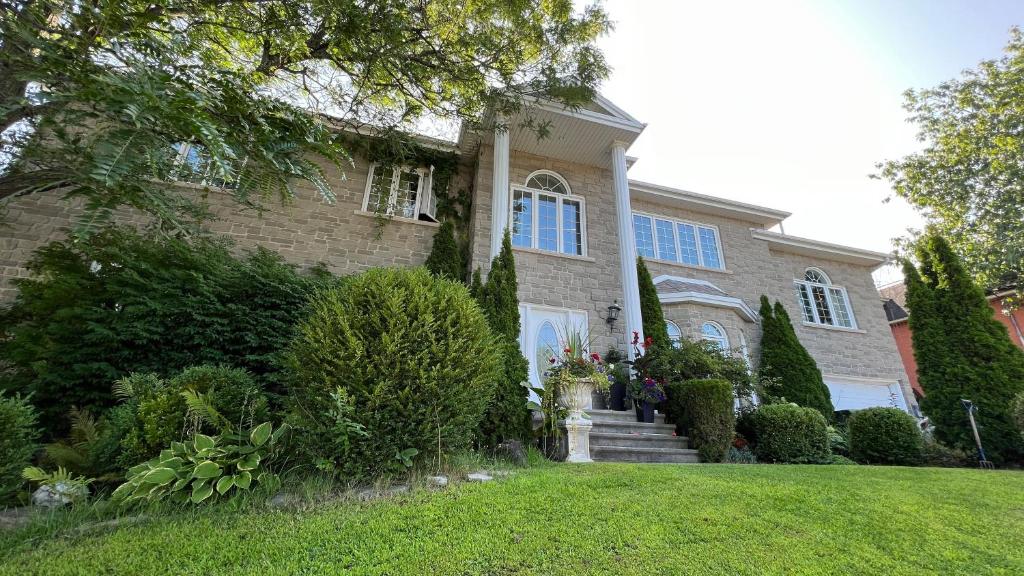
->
[612,141,644,359]
[489,123,511,259]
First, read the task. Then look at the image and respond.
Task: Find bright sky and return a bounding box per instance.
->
[596,0,1024,284]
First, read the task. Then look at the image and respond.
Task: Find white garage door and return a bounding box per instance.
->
[824,376,908,412]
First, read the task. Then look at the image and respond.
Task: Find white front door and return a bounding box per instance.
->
[519,304,588,401]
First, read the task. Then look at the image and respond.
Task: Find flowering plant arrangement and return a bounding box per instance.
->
[545,324,611,397]
[626,331,666,404]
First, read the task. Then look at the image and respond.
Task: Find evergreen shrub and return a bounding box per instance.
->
[847,407,923,466]
[757,296,834,419]
[636,257,670,350]
[424,221,465,281]
[0,393,40,504]
[286,267,501,477]
[753,403,830,463]
[668,379,735,463]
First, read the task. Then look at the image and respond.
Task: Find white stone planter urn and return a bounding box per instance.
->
[559,377,594,463]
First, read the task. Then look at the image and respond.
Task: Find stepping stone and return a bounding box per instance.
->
[466,472,493,482]
[427,475,449,487]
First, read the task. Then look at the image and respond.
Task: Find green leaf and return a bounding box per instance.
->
[191,483,214,504]
[142,467,178,485]
[250,422,272,447]
[194,434,216,451]
[192,460,222,479]
[236,452,261,471]
[170,477,191,492]
[215,475,235,495]
[234,471,252,489]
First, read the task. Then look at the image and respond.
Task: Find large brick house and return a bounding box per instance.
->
[0,94,916,422]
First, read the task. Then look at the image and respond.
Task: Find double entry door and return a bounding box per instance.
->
[518,303,588,402]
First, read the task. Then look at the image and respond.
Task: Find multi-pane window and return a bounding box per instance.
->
[701,322,730,351]
[363,164,437,221]
[666,321,682,349]
[172,143,242,189]
[632,213,724,270]
[794,267,857,329]
[511,171,585,256]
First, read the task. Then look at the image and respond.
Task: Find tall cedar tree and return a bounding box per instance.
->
[424,221,465,281]
[757,296,834,419]
[637,257,670,349]
[469,267,484,300]
[906,234,1024,462]
[476,230,532,446]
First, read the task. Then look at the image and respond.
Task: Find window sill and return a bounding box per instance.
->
[353,210,440,228]
[512,246,596,263]
[801,322,866,334]
[642,257,732,275]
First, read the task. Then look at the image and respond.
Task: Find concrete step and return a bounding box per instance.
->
[590,431,689,449]
[588,419,677,436]
[591,445,700,464]
[587,409,666,425]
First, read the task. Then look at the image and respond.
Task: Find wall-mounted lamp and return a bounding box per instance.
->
[605,300,622,329]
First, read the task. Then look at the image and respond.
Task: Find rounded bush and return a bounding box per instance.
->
[287,267,501,477]
[668,379,735,463]
[752,403,829,464]
[0,393,40,504]
[848,407,923,466]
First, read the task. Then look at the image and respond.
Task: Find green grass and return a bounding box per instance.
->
[2,464,1023,575]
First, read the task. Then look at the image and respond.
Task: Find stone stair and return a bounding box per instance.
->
[587,409,699,464]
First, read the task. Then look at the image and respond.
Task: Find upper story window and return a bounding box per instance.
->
[363,164,437,222]
[701,321,730,351]
[172,143,242,189]
[511,170,585,256]
[666,320,682,349]
[632,212,724,270]
[794,267,856,329]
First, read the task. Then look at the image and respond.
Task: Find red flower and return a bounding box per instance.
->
[590,352,601,363]
[631,331,640,345]
[563,347,572,354]
[642,336,653,350]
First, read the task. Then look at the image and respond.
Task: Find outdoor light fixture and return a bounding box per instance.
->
[606,300,621,328]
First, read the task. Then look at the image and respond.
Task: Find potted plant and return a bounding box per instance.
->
[626,331,667,423]
[605,349,629,411]
[543,324,611,462]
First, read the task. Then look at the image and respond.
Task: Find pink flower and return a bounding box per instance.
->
[590,352,601,363]
[632,331,640,345]
[563,347,572,354]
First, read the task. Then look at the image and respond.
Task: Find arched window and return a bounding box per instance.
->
[534,321,559,383]
[665,321,682,349]
[701,321,729,351]
[795,267,856,328]
[512,170,585,256]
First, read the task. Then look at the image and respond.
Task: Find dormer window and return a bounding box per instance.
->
[363,164,437,222]
[511,170,585,256]
[795,267,856,328]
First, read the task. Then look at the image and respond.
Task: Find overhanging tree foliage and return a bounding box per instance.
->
[757,296,834,419]
[476,230,531,447]
[905,234,1024,463]
[1,0,611,235]
[876,28,1024,305]
[637,256,670,350]
[424,221,464,281]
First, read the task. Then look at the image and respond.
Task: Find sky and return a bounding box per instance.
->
[594,0,1024,285]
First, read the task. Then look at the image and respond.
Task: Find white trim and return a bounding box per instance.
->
[529,97,645,133]
[658,291,759,323]
[700,321,730,350]
[629,180,790,227]
[822,374,910,413]
[509,183,588,257]
[802,322,866,334]
[794,267,858,329]
[751,229,891,268]
[651,275,724,291]
[490,125,511,258]
[593,93,644,126]
[612,142,645,360]
[523,169,572,195]
[632,210,725,270]
[665,320,682,348]
[351,210,440,228]
[362,163,428,219]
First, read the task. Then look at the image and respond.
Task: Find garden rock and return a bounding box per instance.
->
[467,472,493,482]
[495,440,527,465]
[427,475,449,488]
[31,482,88,508]
[268,492,301,509]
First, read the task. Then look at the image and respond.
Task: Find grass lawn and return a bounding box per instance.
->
[2,463,1022,575]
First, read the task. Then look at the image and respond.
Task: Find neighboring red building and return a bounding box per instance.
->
[880,282,1024,401]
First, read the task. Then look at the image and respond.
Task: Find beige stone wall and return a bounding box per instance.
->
[631,197,913,406]
[468,146,628,354]
[0,153,457,301]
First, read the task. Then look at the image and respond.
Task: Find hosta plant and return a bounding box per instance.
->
[113,422,287,505]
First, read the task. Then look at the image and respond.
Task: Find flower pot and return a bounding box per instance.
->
[609,380,627,411]
[558,377,594,419]
[643,401,656,423]
[634,401,644,422]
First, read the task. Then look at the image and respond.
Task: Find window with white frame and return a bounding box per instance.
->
[666,320,682,349]
[794,267,856,328]
[172,143,243,189]
[363,164,437,221]
[632,212,724,270]
[701,321,729,351]
[511,171,584,256]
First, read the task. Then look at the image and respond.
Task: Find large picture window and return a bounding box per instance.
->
[632,212,724,270]
[794,267,856,329]
[511,171,585,256]
[363,164,437,221]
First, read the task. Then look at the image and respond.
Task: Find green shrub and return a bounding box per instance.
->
[43,407,135,483]
[0,393,40,504]
[827,425,850,457]
[637,257,671,350]
[757,296,834,419]
[0,228,331,436]
[848,407,924,466]
[286,267,501,477]
[922,438,974,468]
[667,379,734,463]
[726,446,757,464]
[828,454,858,465]
[753,404,830,464]
[424,221,465,281]
[1012,392,1024,436]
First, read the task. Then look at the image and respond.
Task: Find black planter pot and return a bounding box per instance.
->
[609,381,627,411]
[634,402,644,422]
[642,401,656,423]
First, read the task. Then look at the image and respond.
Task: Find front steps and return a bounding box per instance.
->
[587,409,699,464]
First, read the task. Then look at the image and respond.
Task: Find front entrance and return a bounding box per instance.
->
[518,304,588,401]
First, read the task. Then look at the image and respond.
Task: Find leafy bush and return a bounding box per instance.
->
[753,404,830,464]
[424,221,465,281]
[922,438,974,468]
[847,407,924,466]
[0,393,40,504]
[726,446,757,464]
[286,267,501,477]
[43,407,134,483]
[114,422,286,505]
[827,425,850,457]
[0,228,332,435]
[828,454,858,465]
[667,379,735,463]
[1013,392,1024,437]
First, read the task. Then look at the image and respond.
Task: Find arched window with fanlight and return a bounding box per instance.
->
[701,321,729,351]
[665,320,682,349]
[794,267,856,328]
[511,170,585,256]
